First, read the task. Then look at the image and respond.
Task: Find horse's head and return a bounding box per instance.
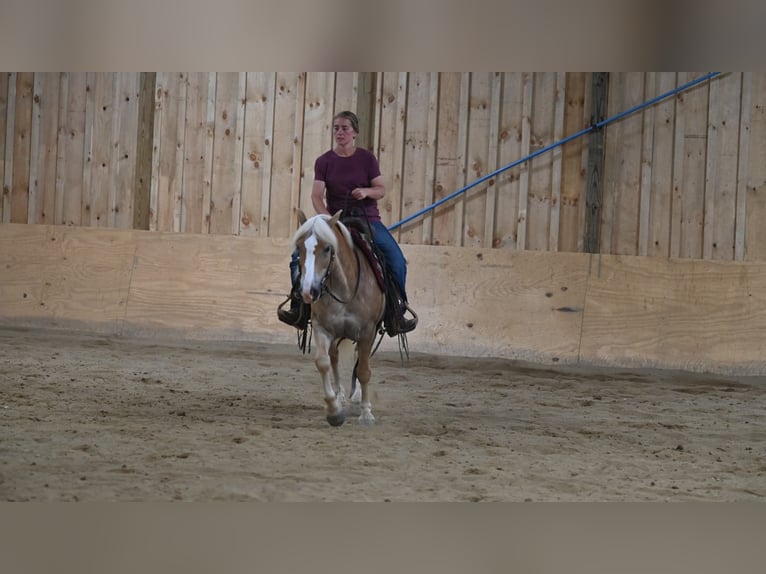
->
[292,210,352,304]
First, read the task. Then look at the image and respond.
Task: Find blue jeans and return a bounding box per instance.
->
[289,220,409,303]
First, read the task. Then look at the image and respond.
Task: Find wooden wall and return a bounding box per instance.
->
[2,223,764,375]
[2,72,766,261]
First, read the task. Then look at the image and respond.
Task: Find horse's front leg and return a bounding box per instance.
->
[314,333,345,427]
[329,340,345,405]
[354,336,375,426]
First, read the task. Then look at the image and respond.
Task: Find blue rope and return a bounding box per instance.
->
[388,71,722,231]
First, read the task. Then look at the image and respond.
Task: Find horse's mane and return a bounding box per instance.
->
[291,213,353,251]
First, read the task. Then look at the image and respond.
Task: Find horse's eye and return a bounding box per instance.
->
[323,245,332,254]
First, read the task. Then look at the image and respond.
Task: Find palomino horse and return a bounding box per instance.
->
[292,210,385,426]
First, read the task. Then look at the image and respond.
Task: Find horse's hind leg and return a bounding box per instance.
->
[315,334,345,427]
[355,338,375,426]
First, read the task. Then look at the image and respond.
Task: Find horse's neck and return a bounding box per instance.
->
[331,234,358,296]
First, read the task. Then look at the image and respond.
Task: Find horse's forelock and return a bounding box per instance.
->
[292,214,351,251]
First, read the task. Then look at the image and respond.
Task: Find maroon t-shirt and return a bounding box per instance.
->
[314,148,382,222]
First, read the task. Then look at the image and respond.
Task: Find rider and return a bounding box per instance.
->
[278,110,417,335]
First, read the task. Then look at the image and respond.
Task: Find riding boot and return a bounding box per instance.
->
[387,302,418,336]
[397,303,418,334]
[277,277,310,329]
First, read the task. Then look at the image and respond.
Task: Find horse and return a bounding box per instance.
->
[291,209,386,426]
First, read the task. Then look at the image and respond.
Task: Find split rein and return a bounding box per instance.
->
[320,245,362,305]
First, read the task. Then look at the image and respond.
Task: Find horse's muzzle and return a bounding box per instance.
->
[301,285,321,304]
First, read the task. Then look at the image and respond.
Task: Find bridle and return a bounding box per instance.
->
[316,238,362,305]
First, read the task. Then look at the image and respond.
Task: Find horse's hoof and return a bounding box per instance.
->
[357,413,375,426]
[326,411,346,427]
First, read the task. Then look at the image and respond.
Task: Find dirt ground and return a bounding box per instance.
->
[1,326,764,502]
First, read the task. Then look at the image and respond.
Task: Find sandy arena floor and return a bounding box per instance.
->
[1,326,764,501]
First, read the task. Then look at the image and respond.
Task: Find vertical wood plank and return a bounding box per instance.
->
[132,72,155,231]
[28,73,42,224]
[267,72,300,238]
[376,73,407,232]
[576,73,592,253]
[240,72,275,236]
[517,72,533,251]
[559,72,587,253]
[452,72,470,247]
[288,72,306,234]
[333,72,357,117]
[400,72,432,245]
[735,72,752,261]
[209,72,244,235]
[257,74,276,237]
[674,72,709,259]
[670,73,686,258]
[421,72,439,245]
[152,72,187,232]
[704,72,741,261]
[180,72,207,233]
[432,72,462,247]
[605,72,644,255]
[113,72,140,229]
[202,74,216,234]
[299,72,333,220]
[745,72,766,260]
[548,72,566,252]
[494,72,524,250]
[81,72,95,227]
[638,72,655,256]
[527,73,557,251]
[702,76,719,259]
[483,72,502,248]
[463,72,491,248]
[60,73,87,227]
[54,72,69,226]
[355,72,376,151]
[232,72,247,235]
[647,72,677,258]
[148,73,164,231]
[106,73,123,228]
[584,72,608,253]
[11,72,33,223]
[391,73,408,235]
[87,73,119,227]
[38,73,60,225]
[0,73,8,223]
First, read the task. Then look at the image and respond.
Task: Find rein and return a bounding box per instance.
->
[320,244,362,304]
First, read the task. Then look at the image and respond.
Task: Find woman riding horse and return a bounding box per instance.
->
[278,110,417,335]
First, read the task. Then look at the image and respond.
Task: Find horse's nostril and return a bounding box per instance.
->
[310,287,320,301]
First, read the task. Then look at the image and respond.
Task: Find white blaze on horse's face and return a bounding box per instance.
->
[300,234,319,304]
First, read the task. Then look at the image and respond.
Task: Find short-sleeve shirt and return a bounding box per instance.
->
[314,148,382,222]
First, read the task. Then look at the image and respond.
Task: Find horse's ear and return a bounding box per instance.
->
[329,210,342,227]
[297,209,307,226]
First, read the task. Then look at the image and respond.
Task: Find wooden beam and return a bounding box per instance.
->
[583,72,608,253]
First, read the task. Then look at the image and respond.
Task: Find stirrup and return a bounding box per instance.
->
[399,304,418,333]
[386,304,418,336]
[277,297,310,329]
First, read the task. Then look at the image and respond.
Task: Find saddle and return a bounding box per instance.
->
[342,217,386,292]
[341,216,409,338]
